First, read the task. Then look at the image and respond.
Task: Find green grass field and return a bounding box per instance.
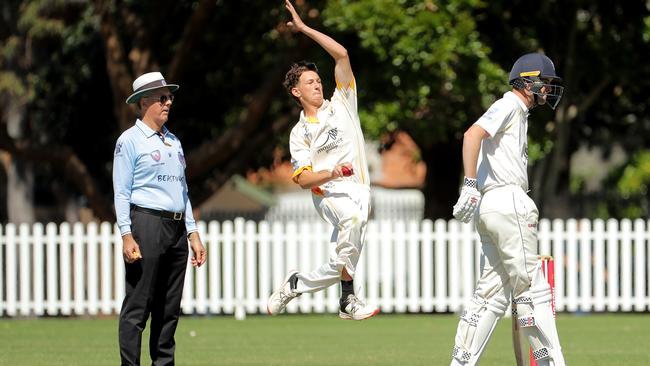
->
[1,313,649,365]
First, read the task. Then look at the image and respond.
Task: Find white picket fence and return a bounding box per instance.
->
[1,218,649,318]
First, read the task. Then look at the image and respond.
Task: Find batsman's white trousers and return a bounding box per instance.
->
[476,184,539,298]
[294,183,370,294]
[450,185,540,365]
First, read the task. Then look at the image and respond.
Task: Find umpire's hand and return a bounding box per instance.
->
[122,234,142,263]
[188,232,207,267]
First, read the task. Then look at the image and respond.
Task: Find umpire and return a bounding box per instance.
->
[113,71,206,366]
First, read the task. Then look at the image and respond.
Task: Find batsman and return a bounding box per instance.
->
[266,0,378,320]
[450,53,567,366]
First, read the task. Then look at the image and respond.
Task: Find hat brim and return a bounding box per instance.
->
[125,84,179,104]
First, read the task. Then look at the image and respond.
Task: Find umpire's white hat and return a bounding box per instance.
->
[125,72,179,104]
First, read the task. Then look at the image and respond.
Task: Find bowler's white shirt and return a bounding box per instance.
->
[475,91,530,193]
[289,79,370,196]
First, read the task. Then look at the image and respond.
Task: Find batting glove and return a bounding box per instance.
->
[452,177,481,223]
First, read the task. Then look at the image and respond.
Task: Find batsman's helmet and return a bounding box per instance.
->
[509,53,564,110]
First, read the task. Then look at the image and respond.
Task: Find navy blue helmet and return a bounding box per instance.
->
[509,53,564,110]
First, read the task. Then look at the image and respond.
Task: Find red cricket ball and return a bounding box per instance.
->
[341,166,353,177]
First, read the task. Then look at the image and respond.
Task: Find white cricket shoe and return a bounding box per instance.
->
[339,294,379,320]
[267,270,300,315]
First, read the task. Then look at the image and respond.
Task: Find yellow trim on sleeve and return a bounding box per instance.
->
[292,165,312,181]
[519,71,541,77]
[335,77,356,91]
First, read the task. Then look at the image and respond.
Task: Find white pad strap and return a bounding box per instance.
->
[450,294,508,365]
[511,299,528,366]
[516,314,536,328]
[532,347,551,361]
[513,262,567,366]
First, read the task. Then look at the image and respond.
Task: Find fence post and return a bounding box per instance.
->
[73,223,85,315]
[420,220,433,312]
[394,220,407,313]
[195,221,209,315]
[0,225,3,316]
[620,219,632,311]
[86,222,99,316]
[551,219,565,312]
[5,224,16,316]
[606,219,619,311]
[434,219,448,312]
[245,220,257,314]
[33,223,45,316]
[634,219,647,311]
[100,222,112,315]
[380,219,393,312]
[60,223,72,315]
[19,223,31,316]
[234,218,246,320]
[579,219,592,312]
[565,219,578,312]
[407,220,420,312]
[45,223,58,315]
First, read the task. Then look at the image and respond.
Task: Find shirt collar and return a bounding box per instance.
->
[136,119,168,138]
[504,91,529,114]
[299,99,331,124]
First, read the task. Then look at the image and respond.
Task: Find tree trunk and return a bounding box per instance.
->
[5,157,35,224]
[96,0,139,132]
[0,153,6,222]
[420,140,462,219]
[2,94,35,224]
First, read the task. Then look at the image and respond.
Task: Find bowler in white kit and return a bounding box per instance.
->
[266,0,378,321]
[450,53,567,365]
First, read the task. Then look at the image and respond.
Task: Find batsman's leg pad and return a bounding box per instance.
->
[513,263,567,366]
[450,293,509,365]
[511,299,530,366]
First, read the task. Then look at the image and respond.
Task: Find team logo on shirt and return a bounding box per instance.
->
[178,152,186,168]
[316,128,342,154]
[151,150,161,162]
[115,142,123,156]
[523,143,529,164]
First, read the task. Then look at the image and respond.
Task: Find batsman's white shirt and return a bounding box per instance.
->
[289,78,370,194]
[451,91,567,366]
[475,91,529,193]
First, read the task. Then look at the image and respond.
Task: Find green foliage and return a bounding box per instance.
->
[527,139,554,166]
[1,0,650,220]
[0,71,26,97]
[617,151,650,197]
[614,150,650,218]
[18,1,66,38]
[323,0,507,147]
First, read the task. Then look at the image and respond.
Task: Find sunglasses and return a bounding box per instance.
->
[145,94,174,104]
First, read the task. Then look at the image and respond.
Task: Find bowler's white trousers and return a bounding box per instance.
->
[294,183,370,294]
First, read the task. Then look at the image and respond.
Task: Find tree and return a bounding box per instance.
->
[476,0,650,218]
[0,0,316,222]
[322,0,507,218]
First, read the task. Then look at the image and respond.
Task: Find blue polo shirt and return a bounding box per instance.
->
[113,119,197,236]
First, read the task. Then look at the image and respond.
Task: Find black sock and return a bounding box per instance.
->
[289,273,299,291]
[341,280,354,300]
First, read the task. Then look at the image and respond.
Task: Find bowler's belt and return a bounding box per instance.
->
[131,204,184,221]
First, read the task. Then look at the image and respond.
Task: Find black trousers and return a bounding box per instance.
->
[119,208,188,366]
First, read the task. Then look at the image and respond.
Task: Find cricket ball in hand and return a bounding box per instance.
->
[341,166,353,177]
